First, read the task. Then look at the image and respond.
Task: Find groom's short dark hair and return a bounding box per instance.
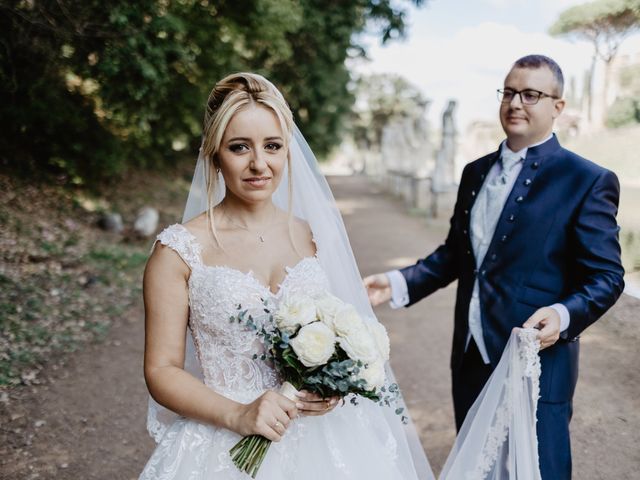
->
[513,54,564,97]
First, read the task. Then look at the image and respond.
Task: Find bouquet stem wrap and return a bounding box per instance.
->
[229,382,300,478]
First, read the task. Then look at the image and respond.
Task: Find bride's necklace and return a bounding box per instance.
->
[221,205,277,243]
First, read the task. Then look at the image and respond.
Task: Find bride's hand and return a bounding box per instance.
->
[231,391,301,442]
[296,390,340,416]
[363,273,392,307]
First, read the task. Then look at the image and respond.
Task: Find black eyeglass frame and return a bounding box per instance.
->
[496,88,560,105]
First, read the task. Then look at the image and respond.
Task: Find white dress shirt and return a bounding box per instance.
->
[387,134,569,364]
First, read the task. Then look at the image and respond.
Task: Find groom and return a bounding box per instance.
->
[364,54,625,480]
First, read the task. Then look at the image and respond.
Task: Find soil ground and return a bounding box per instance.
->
[1,174,638,479]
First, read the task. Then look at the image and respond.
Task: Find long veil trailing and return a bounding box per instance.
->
[146,125,435,479]
[439,328,542,480]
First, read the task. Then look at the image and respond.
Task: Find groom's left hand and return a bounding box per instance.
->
[522,307,561,350]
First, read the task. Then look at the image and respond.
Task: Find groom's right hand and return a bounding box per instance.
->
[363,273,392,307]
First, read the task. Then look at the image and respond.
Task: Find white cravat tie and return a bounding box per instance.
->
[495,150,522,184]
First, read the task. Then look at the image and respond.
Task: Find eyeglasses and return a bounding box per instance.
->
[496,88,559,105]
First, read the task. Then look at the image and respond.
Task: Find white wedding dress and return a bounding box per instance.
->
[139,224,432,480]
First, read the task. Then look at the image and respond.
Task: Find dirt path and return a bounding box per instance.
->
[332,175,640,478]
[0,302,153,480]
[2,175,638,479]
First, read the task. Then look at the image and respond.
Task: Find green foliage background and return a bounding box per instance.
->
[607,63,640,127]
[0,0,423,185]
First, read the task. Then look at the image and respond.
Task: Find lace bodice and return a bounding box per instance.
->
[155,224,330,403]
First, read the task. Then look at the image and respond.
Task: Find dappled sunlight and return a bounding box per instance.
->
[384,256,420,269]
[334,198,371,216]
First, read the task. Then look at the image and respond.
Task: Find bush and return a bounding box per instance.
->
[606,96,640,128]
[1,0,423,187]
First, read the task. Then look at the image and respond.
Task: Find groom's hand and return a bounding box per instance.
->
[363,274,392,307]
[522,307,561,350]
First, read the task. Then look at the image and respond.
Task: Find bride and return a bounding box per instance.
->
[139,72,435,479]
[140,72,544,480]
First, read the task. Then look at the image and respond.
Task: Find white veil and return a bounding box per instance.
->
[146,125,435,479]
[146,120,543,480]
[439,328,542,480]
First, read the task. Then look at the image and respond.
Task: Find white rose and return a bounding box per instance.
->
[333,305,366,338]
[314,292,346,330]
[358,360,386,391]
[338,329,379,363]
[290,322,336,367]
[367,322,390,361]
[275,294,317,334]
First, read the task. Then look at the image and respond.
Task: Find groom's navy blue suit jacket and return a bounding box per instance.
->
[400,134,624,403]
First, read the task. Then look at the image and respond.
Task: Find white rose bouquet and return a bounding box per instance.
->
[229,291,401,477]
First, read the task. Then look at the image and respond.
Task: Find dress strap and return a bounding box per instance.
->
[153,224,203,269]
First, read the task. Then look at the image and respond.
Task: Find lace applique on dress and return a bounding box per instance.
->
[154,224,330,404]
[154,223,203,269]
[141,224,428,480]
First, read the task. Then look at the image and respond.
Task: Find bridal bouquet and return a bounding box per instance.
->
[229,291,400,477]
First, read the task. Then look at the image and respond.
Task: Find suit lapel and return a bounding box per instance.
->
[459,150,500,267]
[478,135,561,271]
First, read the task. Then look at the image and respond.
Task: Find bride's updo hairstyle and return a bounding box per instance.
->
[202,73,293,163]
[200,73,295,246]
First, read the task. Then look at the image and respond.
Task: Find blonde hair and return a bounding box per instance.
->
[201,72,295,248]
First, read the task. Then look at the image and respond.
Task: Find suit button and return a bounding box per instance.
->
[464,209,469,215]
[471,190,476,197]
[481,269,486,276]
[466,250,472,255]
[501,234,508,242]
[491,253,497,261]
[524,179,532,186]
[508,214,515,222]
[516,196,524,203]
[480,174,485,180]
[463,229,468,235]
[531,161,539,169]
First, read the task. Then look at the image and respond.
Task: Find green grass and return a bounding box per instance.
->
[0,240,148,386]
[86,247,148,270]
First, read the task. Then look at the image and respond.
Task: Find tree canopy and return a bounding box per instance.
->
[350,73,429,151]
[549,0,640,126]
[0,0,424,184]
[549,0,640,63]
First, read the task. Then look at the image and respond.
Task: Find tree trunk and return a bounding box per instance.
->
[602,57,614,127]
[583,54,597,127]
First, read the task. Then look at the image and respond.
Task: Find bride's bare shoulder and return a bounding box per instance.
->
[289,215,316,256]
[182,212,208,233]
